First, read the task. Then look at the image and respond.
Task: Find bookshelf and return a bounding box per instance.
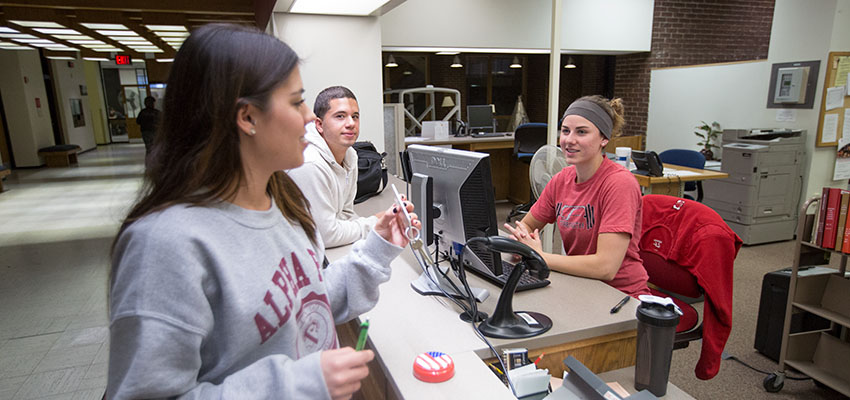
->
[764,194,850,395]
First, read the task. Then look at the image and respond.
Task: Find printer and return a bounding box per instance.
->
[703,129,806,245]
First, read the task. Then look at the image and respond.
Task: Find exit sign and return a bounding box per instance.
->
[115,55,131,65]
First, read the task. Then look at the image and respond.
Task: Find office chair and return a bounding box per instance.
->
[506,123,548,222]
[658,149,706,202]
[639,194,742,380]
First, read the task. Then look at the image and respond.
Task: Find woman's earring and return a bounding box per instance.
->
[249,128,256,136]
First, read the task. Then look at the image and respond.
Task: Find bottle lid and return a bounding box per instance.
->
[636,295,681,327]
[413,351,455,383]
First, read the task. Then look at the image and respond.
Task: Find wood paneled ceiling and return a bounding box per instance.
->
[0,0,272,61]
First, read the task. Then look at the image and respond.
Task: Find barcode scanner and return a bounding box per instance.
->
[463,236,552,339]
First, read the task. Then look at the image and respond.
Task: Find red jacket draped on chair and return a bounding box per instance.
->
[640,195,743,380]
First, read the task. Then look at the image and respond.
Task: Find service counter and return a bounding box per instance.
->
[326,176,639,399]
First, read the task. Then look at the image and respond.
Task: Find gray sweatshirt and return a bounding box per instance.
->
[108,198,401,399]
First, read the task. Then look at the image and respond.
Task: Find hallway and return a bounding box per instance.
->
[0,143,144,399]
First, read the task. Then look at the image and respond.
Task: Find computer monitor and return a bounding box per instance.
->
[405,144,501,276]
[467,105,496,134]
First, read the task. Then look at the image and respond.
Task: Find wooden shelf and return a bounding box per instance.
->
[784,360,850,397]
[793,302,850,329]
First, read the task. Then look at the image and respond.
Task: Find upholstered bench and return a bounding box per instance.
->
[38,144,81,167]
[0,166,9,192]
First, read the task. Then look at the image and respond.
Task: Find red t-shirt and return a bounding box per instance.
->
[530,157,649,297]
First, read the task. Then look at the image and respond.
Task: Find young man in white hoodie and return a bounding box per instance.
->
[288,86,380,248]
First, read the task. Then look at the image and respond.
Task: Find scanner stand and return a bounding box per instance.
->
[478,258,552,339]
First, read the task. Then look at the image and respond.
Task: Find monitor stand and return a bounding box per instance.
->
[410,265,489,303]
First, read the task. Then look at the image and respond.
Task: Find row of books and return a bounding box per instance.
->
[814,187,850,251]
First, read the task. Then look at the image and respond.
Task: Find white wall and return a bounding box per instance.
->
[84,60,109,145]
[646,0,844,204]
[50,59,96,151]
[275,13,385,150]
[0,50,55,167]
[379,0,652,53]
[561,0,653,52]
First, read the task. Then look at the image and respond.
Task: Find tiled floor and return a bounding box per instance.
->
[0,143,145,400]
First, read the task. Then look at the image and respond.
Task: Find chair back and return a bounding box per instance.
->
[659,149,706,197]
[513,123,548,159]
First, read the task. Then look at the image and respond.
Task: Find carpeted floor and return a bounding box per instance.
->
[496,203,849,399]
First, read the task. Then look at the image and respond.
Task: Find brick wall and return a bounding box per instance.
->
[614,0,775,137]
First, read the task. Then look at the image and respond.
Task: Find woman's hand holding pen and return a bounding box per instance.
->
[374,196,419,248]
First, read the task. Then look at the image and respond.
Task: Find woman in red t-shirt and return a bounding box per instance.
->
[504,95,649,297]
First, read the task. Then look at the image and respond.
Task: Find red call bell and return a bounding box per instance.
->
[115,55,131,65]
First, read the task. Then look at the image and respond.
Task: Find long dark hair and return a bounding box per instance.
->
[115,24,316,249]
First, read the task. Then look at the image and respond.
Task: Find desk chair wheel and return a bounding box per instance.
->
[763,372,784,393]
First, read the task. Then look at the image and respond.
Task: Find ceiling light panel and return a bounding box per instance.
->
[83,57,110,61]
[9,20,64,28]
[80,23,127,30]
[0,45,33,50]
[33,28,81,35]
[145,25,187,31]
[29,43,59,48]
[96,30,138,36]
[0,27,19,34]
[45,46,78,51]
[0,33,37,39]
[13,38,54,44]
[69,40,104,44]
[82,44,115,48]
[289,0,391,15]
[153,31,189,38]
[93,47,122,52]
[53,35,93,40]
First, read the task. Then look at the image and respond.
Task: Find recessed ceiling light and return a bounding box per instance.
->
[80,23,127,30]
[82,44,114,48]
[0,45,33,50]
[144,25,187,31]
[96,30,138,36]
[0,27,19,34]
[33,28,81,35]
[436,51,459,55]
[83,57,110,61]
[156,58,174,63]
[289,0,391,16]
[9,20,64,28]
[45,46,78,51]
[93,47,122,52]
[29,43,59,48]
[46,56,76,60]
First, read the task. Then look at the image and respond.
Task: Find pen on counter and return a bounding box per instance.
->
[355,318,370,351]
[610,295,631,314]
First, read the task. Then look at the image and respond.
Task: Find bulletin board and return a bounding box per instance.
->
[816,51,850,147]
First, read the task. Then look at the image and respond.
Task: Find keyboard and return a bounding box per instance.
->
[469,131,506,138]
[497,261,550,291]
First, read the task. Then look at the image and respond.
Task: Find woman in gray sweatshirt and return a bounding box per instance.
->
[107,24,418,400]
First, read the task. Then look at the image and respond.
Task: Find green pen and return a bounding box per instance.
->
[355,318,370,351]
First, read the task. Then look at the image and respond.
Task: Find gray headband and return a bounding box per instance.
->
[562,100,613,139]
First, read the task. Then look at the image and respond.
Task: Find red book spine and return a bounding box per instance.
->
[816,187,829,246]
[842,202,850,253]
[822,188,842,249]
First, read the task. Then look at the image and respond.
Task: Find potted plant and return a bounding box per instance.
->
[694,121,722,161]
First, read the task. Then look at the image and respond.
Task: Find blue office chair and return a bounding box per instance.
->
[506,123,548,222]
[659,149,706,202]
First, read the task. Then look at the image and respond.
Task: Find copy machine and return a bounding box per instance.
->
[703,129,806,245]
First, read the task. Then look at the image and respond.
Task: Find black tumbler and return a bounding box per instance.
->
[634,299,680,396]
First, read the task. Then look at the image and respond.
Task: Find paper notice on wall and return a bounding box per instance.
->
[844,109,850,140]
[835,136,850,180]
[826,86,845,111]
[776,109,796,122]
[836,56,850,87]
[823,113,839,143]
